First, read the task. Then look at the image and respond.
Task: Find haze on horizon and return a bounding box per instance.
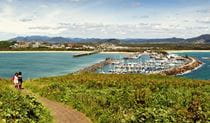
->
[0,0,210,40]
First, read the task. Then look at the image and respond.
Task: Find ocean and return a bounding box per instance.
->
[176,52,210,80]
[0,52,123,79]
[0,52,209,80]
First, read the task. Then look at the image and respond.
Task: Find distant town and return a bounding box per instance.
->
[0,34,210,52]
[9,41,130,51]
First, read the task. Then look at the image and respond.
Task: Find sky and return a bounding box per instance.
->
[0,0,210,40]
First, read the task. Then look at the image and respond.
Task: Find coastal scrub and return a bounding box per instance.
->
[0,79,52,123]
[25,74,210,123]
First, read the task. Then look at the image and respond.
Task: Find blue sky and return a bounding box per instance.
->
[0,0,209,40]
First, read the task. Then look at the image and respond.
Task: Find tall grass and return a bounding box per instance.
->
[0,79,52,123]
[25,74,210,123]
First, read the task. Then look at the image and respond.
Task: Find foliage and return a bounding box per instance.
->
[119,43,210,51]
[0,79,52,123]
[0,41,14,50]
[25,74,210,123]
[2,40,210,52]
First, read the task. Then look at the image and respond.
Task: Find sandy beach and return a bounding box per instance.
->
[0,51,132,54]
[0,51,87,53]
[0,50,209,54]
[167,50,210,53]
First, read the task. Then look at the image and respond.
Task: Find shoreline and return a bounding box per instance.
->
[73,53,203,76]
[74,58,114,73]
[176,62,204,76]
[1,50,210,53]
[166,50,210,53]
[162,57,203,75]
[0,50,206,79]
[0,51,132,54]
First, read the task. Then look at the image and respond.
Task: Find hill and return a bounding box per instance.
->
[9,34,210,44]
[10,36,97,43]
[122,37,185,44]
[0,79,52,122]
[25,73,210,123]
[185,34,210,43]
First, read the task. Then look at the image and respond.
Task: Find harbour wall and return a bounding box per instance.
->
[73,51,99,57]
[162,57,203,75]
[74,58,113,73]
[74,55,203,76]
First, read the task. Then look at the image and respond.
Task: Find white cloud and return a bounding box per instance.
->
[0,0,209,40]
[196,17,210,24]
[196,9,210,13]
[5,0,13,3]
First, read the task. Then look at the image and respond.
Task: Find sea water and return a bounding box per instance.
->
[100,52,210,80]
[0,52,209,80]
[175,52,210,80]
[0,52,123,79]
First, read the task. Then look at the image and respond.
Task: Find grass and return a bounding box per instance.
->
[0,79,52,123]
[24,73,210,123]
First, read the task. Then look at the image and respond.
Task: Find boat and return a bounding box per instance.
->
[202,57,210,60]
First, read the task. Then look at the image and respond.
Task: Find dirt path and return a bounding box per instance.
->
[39,97,92,123]
[20,89,92,123]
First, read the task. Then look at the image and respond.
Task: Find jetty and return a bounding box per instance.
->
[162,57,203,75]
[73,51,203,76]
[74,58,113,73]
[73,51,99,57]
[100,51,203,75]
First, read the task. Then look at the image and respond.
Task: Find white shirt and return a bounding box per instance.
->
[13,76,18,84]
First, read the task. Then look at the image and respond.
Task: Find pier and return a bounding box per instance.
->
[74,58,113,73]
[99,51,202,75]
[73,51,99,57]
[74,51,203,76]
[162,57,203,75]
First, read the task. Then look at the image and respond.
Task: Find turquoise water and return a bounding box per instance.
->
[100,52,210,80]
[175,52,210,80]
[0,52,210,80]
[0,52,123,79]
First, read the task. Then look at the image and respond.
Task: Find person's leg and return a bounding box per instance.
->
[15,83,18,88]
[19,83,21,89]
[20,83,22,89]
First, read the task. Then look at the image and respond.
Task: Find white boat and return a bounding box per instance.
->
[202,57,210,60]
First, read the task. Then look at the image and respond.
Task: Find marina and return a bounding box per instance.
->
[0,51,207,79]
[202,57,210,60]
[98,51,202,75]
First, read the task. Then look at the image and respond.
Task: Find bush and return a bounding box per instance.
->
[25,74,210,123]
[0,80,52,123]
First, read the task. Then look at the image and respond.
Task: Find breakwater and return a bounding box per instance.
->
[74,58,113,73]
[73,51,99,57]
[162,57,203,75]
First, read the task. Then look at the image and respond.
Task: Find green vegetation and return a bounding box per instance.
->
[0,79,52,123]
[1,40,210,52]
[25,74,210,123]
[0,41,14,50]
[119,43,210,51]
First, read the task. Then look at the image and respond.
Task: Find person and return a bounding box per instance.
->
[12,73,19,88]
[18,72,23,89]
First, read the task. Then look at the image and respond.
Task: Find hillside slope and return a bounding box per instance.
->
[0,79,52,123]
[25,74,210,123]
[10,34,210,44]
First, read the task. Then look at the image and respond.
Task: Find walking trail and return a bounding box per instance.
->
[21,89,92,123]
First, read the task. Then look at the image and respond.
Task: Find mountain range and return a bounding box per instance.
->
[10,34,210,44]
